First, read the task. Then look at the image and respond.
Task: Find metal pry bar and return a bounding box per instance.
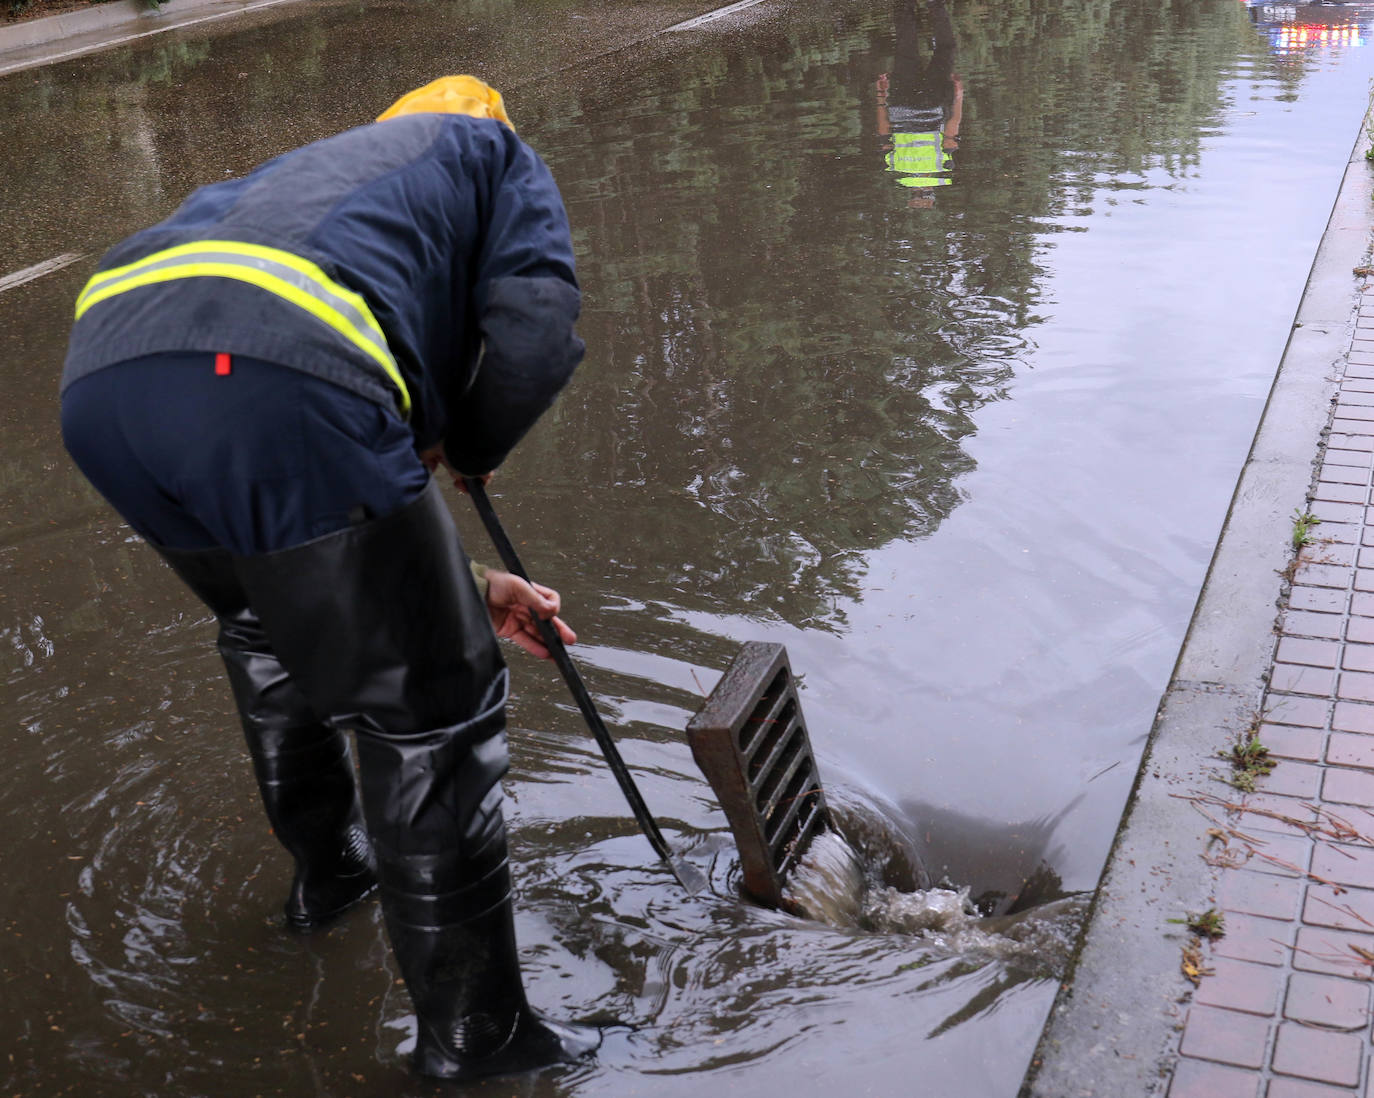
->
[461,477,707,894]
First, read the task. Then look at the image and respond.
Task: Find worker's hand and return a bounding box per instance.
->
[455,472,492,495]
[419,443,446,473]
[484,570,576,660]
[418,444,493,494]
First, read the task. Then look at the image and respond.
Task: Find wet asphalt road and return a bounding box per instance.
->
[5,0,1374,1095]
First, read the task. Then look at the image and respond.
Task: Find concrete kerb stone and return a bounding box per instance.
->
[0,1,180,50]
[0,0,307,76]
[1020,117,1374,1096]
[0,0,741,78]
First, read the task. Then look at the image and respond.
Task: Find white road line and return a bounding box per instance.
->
[666,0,774,32]
[0,252,86,293]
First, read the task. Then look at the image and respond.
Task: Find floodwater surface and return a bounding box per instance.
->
[4,0,1374,1095]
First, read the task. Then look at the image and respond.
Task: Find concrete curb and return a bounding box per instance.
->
[0,0,304,75]
[1,1,190,50]
[1021,121,1374,1097]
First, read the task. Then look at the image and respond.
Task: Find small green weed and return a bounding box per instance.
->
[1221,731,1276,793]
[1189,908,1226,940]
[1292,508,1321,550]
[1170,908,1226,941]
[1367,80,1374,161]
[1367,81,1374,160]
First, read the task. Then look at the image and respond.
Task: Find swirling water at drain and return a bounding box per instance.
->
[46,717,1084,1093]
[783,829,1088,978]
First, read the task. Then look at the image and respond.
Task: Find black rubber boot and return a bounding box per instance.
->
[232,480,599,1078]
[157,545,377,930]
[379,788,601,1081]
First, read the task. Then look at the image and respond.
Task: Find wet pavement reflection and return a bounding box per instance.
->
[4,0,1374,1094]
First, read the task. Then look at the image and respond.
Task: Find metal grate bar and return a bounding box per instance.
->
[686,642,832,911]
[758,734,808,829]
[774,790,826,878]
[746,696,799,783]
[738,670,790,755]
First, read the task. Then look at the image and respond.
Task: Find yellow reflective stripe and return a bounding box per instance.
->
[79,262,407,412]
[75,241,409,418]
[79,241,388,344]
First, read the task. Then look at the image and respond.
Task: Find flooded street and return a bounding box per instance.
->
[5,0,1374,1094]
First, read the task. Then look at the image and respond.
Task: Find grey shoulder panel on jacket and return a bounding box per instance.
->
[217,114,452,240]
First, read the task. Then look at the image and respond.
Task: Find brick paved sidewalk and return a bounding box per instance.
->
[1170,292,1374,1097]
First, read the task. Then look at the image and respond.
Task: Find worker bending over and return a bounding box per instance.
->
[60,76,597,1081]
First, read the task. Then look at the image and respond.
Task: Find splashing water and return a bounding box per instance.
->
[780,828,868,926]
[782,829,1087,977]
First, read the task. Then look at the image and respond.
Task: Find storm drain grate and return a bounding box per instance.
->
[686,642,831,910]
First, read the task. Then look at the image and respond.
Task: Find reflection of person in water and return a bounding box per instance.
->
[876,0,962,208]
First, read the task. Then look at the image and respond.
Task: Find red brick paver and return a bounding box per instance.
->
[1169,1059,1261,1098]
[1169,290,1374,1097]
[1195,958,1286,1015]
[1271,1079,1365,1098]
[1283,971,1370,1029]
[1333,700,1374,733]
[1216,871,1303,920]
[1272,1024,1363,1088]
[1180,1005,1271,1068]
[1261,724,1325,762]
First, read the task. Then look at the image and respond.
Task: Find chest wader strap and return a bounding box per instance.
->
[75,239,412,419]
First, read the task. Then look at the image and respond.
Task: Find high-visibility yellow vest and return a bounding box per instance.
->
[886,131,953,189]
[75,239,411,419]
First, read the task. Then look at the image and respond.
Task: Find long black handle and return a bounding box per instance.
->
[461,478,695,886]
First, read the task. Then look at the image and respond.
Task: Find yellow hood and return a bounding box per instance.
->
[377,75,513,129]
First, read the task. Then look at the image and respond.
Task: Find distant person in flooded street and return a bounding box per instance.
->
[58,75,600,1082]
[877,0,963,206]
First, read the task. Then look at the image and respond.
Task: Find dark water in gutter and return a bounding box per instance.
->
[3,0,1374,1094]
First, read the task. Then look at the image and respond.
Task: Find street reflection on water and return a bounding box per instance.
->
[3,0,1374,1094]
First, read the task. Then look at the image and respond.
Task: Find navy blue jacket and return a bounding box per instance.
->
[62,113,583,475]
